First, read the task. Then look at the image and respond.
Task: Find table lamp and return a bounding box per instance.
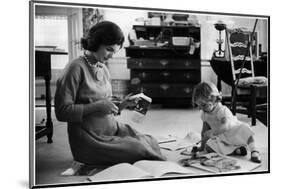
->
[214,20,226,58]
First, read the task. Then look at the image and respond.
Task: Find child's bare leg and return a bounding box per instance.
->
[204,144,215,153]
[199,137,214,153]
[199,122,211,151]
[247,136,261,163]
[199,136,209,151]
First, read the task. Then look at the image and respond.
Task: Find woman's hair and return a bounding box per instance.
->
[192,81,222,106]
[80,21,125,52]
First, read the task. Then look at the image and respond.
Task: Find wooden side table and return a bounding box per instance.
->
[35,50,67,143]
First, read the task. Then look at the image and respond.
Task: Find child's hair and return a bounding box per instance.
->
[192,81,222,106]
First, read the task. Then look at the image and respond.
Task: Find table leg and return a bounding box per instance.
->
[250,85,257,126]
[231,87,237,115]
[45,75,53,143]
[217,77,222,92]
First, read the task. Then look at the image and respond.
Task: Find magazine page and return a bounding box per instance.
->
[88,163,153,182]
[180,153,261,173]
[133,160,194,177]
[159,132,201,151]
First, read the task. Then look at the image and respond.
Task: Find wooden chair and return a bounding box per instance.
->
[225,27,268,126]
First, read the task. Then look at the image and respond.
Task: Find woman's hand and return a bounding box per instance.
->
[95,99,119,115]
[118,93,139,111]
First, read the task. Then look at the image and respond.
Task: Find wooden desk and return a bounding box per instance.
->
[35,50,67,143]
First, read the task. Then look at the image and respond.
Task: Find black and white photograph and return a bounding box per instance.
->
[28,0,270,188]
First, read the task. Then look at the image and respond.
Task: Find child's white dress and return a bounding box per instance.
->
[202,102,254,155]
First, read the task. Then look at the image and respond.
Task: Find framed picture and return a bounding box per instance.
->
[30,0,269,188]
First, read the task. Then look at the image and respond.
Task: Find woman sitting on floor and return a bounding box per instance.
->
[55,21,165,168]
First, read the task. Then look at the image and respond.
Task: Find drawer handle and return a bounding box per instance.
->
[184,87,192,94]
[160,84,169,90]
[185,62,191,67]
[131,78,141,85]
[162,72,170,77]
[160,59,168,67]
[141,72,146,78]
[140,87,145,93]
[185,73,191,79]
[137,61,143,67]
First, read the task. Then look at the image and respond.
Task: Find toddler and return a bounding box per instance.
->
[192,81,261,163]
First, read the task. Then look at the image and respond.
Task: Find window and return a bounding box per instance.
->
[35,16,69,69]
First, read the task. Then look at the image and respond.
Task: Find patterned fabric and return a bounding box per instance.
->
[237,76,268,88]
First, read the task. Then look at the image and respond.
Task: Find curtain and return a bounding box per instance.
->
[82,8,104,36]
[67,8,83,60]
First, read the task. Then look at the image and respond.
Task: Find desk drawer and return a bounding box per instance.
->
[130,83,194,98]
[131,70,200,83]
[127,58,200,69]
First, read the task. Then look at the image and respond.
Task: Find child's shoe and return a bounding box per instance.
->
[251,151,261,163]
[232,146,247,156]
